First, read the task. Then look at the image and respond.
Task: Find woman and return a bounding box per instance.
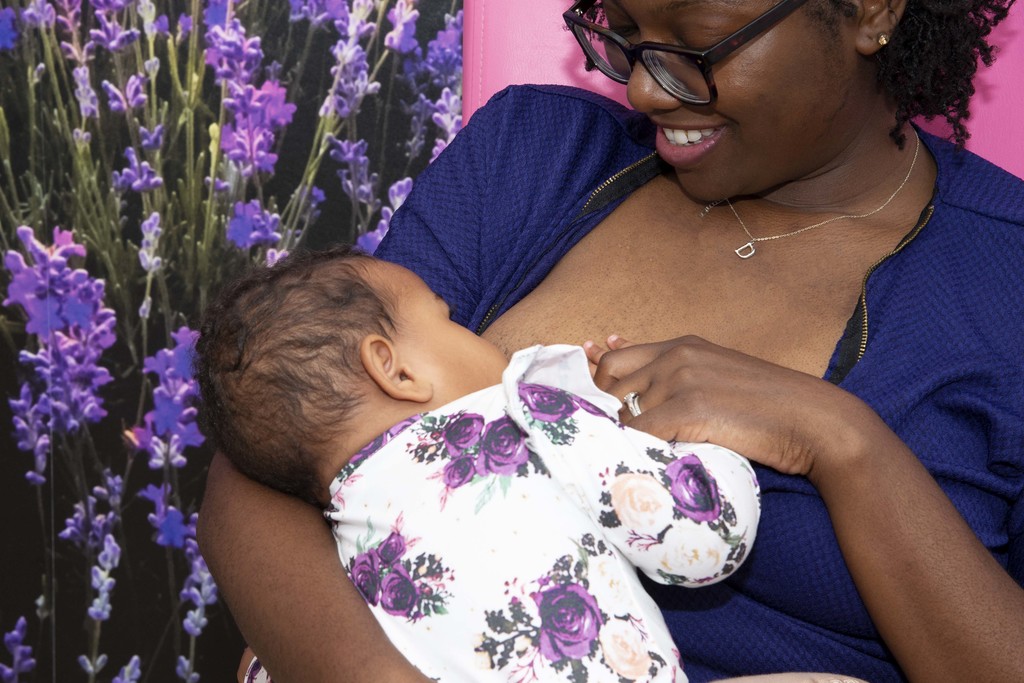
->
[199,0,1024,680]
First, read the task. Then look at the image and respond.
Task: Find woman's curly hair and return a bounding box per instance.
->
[835,0,1016,146]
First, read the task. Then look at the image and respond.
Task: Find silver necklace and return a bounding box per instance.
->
[703,134,921,259]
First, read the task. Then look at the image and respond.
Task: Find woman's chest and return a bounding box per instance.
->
[482,208,870,378]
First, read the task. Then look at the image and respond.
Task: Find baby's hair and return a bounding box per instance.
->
[194,246,395,505]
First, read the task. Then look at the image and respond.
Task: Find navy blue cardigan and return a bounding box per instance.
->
[379,84,1024,682]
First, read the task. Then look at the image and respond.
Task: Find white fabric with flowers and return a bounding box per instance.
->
[325,344,760,682]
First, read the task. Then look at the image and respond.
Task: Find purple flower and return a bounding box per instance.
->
[112,656,141,683]
[179,530,218,639]
[226,200,281,248]
[384,0,419,55]
[9,385,50,485]
[665,454,721,522]
[477,416,528,475]
[0,8,18,50]
[140,125,164,151]
[532,582,603,662]
[139,212,162,273]
[87,534,120,621]
[4,227,117,453]
[429,87,461,162]
[520,384,577,423]
[330,138,380,212]
[289,0,347,24]
[379,564,418,617]
[359,177,412,254]
[443,456,476,489]
[21,0,55,29]
[103,74,147,114]
[376,532,406,566]
[205,18,262,85]
[112,147,163,193]
[442,412,484,455]
[137,0,167,38]
[73,66,99,119]
[87,11,139,53]
[319,37,379,119]
[138,484,187,548]
[203,0,229,30]
[349,551,381,605]
[0,617,36,683]
[131,327,204,469]
[424,10,462,90]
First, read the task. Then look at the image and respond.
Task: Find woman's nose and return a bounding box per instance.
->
[625,60,682,114]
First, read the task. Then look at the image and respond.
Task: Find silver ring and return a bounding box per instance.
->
[622,391,642,417]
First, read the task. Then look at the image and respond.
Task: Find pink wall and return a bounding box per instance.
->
[464,1,1023,179]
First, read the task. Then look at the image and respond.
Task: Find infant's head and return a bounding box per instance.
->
[194,246,505,505]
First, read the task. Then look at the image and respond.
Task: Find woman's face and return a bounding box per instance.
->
[607,0,877,202]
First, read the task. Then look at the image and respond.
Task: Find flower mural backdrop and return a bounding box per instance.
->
[0,0,462,678]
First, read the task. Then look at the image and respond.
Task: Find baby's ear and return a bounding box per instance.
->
[359,335,433,403]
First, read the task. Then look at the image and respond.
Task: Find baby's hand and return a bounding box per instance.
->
[583,334,634,372]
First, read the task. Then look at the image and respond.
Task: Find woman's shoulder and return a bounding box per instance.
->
[472,84,656,146]
[924,130,1024,230]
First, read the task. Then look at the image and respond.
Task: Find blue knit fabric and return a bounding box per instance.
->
[379,84,1024,682]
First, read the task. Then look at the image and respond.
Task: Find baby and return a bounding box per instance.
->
[195,246,760,683]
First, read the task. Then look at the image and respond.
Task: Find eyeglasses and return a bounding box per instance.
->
[563,0,811,105]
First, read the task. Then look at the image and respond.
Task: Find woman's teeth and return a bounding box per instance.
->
[663,128,716,146]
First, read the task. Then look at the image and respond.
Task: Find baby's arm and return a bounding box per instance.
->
[521,395,760,586]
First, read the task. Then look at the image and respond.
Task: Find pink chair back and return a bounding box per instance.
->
[463,0,1024,179]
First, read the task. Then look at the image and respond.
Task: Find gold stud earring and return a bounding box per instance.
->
[877,34,889,46]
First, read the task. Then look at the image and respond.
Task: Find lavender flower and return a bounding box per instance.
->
[73,66,99,120]
[103,74,147,114]
[87,533,121,621]
[60,471,121,552]
[430,87,461,162]
[138,484,188,548]
[0,617,36,683]
[140,125,164,151]
[384,0,419,55]
[4,227,117,461]
[180,521,218,639]
[0,8,18,50]
[137,0,167,38]
[9,385,50,485]
[87,11,140,53]
[112,656,142,683]
[113,147,163,193]
[21,0,55,29]
[319,37,380,119]
[138,212,162,273]
[205,18,262,86]
[424,10,462,90]
[357,176,411,253]
[330,137,380,212]
[288,0,347,25]
[226,200,282,248]
[131,327,205,469]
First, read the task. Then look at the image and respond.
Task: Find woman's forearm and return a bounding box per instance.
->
[197,453,429,683]
[814,409,1024,683]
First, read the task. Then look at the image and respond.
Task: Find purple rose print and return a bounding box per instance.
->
[477,416,528,475]
[443,456,477,488]
[349,550,381,605]
[574,396,607,418]
[519,384,577,423]
[376,531,406,565]
[665,454,721,522]
[380,564,419,617]
[532,583,603,662]
[443,412,484,455]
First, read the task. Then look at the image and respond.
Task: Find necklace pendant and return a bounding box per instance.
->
[735,242,756,259]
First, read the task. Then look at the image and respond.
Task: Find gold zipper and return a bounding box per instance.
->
[856,204,935,361]
[579,152,660,216]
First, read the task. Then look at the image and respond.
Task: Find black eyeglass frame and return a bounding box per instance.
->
[562,0,812,105]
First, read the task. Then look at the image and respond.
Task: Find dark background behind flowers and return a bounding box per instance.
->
[0,0,463,680]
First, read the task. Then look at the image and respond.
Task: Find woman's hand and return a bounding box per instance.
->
[584,334,882,484]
